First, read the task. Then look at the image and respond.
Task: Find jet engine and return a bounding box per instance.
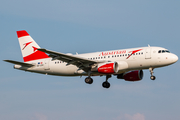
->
[117,70,143,81]
[92,62,118,74]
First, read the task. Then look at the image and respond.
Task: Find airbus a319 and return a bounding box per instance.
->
[4,30,178,88]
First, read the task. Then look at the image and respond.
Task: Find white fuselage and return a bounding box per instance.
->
[14,46,178,76]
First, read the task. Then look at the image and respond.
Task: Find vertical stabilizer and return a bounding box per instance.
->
[17,30,49,62]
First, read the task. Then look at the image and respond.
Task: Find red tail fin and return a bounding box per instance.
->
[17,30,49,62]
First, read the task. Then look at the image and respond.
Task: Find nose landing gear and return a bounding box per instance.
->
[149,67,156,80]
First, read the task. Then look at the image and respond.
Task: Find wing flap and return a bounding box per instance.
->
[4,60,34,67]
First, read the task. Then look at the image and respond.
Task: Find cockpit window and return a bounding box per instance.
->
[158,50,170,53]
[165,50,170,53]
[162,50,165,53]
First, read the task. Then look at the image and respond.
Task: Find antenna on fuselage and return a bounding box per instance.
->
[148,44,150,47]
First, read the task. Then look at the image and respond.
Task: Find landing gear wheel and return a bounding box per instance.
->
[85,77,93,84]
[102,82,110,88]
[150,76,156,80]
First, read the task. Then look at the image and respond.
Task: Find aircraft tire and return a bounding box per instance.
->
[85,77,93,84]
[102,82,110,88]
[150,76,156,80]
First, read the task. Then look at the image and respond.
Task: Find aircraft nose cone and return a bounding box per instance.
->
[172,54,178,63]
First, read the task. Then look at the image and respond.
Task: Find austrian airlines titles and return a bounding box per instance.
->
[4,30,178,88]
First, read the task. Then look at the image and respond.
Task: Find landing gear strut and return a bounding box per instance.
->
[102,75,111,88]
[149,67,156,80]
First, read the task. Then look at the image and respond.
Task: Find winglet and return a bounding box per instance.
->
[37,48,47,52]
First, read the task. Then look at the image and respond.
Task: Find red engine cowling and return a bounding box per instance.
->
[97,62,118,74]
[117,70,143,81]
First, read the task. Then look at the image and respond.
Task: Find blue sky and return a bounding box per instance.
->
[0,0,180,120]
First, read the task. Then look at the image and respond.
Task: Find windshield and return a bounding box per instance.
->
[158,50,170,53]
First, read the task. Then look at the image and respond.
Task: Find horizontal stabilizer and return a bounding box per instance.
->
[3,60,34,67]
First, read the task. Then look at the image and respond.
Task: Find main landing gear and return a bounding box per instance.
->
[149,67,156,80]
[85,71,93,84]
[85,77,93,84]
[102,75,111,89]
[84,75,112,89]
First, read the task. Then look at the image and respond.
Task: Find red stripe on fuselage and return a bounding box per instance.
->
[126,49,142,59]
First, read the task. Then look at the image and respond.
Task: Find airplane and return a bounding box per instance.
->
[4,30,178,88]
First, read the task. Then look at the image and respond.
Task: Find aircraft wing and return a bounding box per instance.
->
[38,48,97,71]
[4,60,34,67]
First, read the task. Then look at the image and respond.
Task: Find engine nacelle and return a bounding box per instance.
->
[117,70,143,81]
[95,62,118,74]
